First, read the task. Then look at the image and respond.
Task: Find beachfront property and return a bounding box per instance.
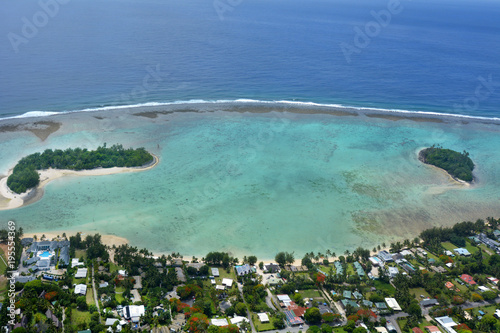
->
[264,263,280,273]
[377,251,394,263]
[353,262,365,277]
[334,261,344,274]
[211,267,220,277]
[23,239,71,271]
[235,264,253,276]
[369,256,383,266]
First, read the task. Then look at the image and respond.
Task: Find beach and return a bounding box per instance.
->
[0,154,159,211]
[1,102,500,259]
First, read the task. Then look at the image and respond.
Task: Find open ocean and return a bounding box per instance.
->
[1,0,500,257]
[1,0,500,119]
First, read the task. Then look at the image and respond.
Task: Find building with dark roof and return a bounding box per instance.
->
[420,299,439,307]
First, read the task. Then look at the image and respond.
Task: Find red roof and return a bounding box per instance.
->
[287,304,307,317]
[412,328,424,333]
[445,282,454,289]
[460,274,476,285]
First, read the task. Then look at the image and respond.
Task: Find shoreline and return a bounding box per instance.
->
[22,231,129,248]
[417,148,473,186]
[0,154,159,211]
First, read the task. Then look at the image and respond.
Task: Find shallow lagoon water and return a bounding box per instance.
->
[1,108,500,258]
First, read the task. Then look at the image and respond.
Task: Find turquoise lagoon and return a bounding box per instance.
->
[1,107,500,259]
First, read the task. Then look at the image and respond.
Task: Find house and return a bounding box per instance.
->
[343,290,352,299]
[420,299,439,307]
[211,318,229,326]
[375,327,388,333]
[211,268,220,277]
[74,284,87,295]
[123,305,145,322]
[264,263,280,273]
[460,274,476,285]
[105,318,119,326]
[267,277,282,285]
[75,268,88,279]
[454,248,471,256]
[488,277,499,285]
[222,278,233,287]
[235,264,252,276]
[375,302,388,311]
[362,300,374,308]
[353,262,365,276]
[277,294,292,307]
[21,238,33,247]
[494,309,500,318]
[59,246,70,267]
[424,327,440,333]
[435,316,458,333]
[72,258,84,268]
[45,309,62,328]
[334,261,344,274]
[230,316,249,326]
[369,256,383,266]
[388,267,399,278]
[384,298,402,311]
[257,313,270,323]
[386,322,397,333]
[15,275,36,284]
[175,267,186,282]
[445,282,454,289]
[353,291,363,300]
[284,309,305,325]
[478,286,491,292]
[99,282,109,288]
[219,301,231,312]
[216,285,225,291]
[378,251,394,263]
[412,328,424,333]
[341,299,359,309]
[400,250,413,257]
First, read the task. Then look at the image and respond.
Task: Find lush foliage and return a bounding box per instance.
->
[7,144,153,193]
[419,145,474,182]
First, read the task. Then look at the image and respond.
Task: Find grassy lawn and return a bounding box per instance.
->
[109,262,124,273]
[86,286,94,304]
[468,304,499,316]
[334,328,348,333]
[251,313,274,331]
[75,249,87,261]
[441,242,458,251]
[465,241,479,254]
[299,289,321,299]
[374,280,396,294]
[398,317,434,331]
[73,277,87,285]
[318,266,331,275]
[478,244,493,257]
[71,309,91,325]
[0,248,7,273]
[409,287,431,300]
[346,264,355,276]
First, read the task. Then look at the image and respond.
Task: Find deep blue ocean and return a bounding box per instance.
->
[1,0,500,119]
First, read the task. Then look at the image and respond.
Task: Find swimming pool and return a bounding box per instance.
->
[39,251,51,258]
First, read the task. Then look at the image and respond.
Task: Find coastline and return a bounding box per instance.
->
[22,231,129,248]
[0,154,159,211]
[417,148,472,186]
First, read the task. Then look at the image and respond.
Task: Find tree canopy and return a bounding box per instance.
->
[419,145,474,182]
[7,144,153,193]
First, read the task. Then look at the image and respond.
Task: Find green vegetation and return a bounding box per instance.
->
[419,145,474,182]
[7,144,153,193]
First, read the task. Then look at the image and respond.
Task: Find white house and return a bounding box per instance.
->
[123,305,145,323]
[74,284,87,295]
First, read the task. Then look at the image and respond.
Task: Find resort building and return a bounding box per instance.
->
[377,251,394,263]
[235,264,253,276]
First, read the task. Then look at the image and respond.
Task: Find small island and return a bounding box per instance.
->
[419,145,474,182]
[7,144,154,194]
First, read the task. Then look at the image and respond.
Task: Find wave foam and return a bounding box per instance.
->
[3,99,500,123]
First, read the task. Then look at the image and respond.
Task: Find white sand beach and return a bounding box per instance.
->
[0,154,158,211]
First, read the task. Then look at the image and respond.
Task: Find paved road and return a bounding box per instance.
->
[384,312,408,333]
[237,282,257,333]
